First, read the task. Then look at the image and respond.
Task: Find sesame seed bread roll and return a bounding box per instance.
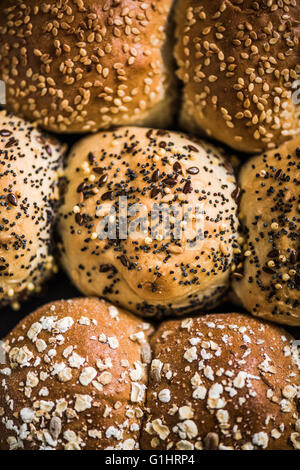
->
[58,127,239,318]
[0,0,176,134]
[232,138,300,326]
[0,110,65,308]
[174,0,300,153]
[0,298,152,450]
[141,313,300,451]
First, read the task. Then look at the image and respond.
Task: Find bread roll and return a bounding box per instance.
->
[0,298,152,450]
[174,0,300,153]
[0,0,175,133]
[0,110,64,308]
[232,138,300,326]
[141,313,300,450]
[58,127,239,317]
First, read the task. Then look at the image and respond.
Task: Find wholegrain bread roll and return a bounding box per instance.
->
[174,0,300,153]
[58,127,239,318]
[232,137,300,326]
[0,0,175,133]
[141,313,300,450]
[0,110,64,308]
[0,298,152,450]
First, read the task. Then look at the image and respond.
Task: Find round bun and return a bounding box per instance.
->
[174,0,300,153]
[0,0,175,133]
[58,126,239,318]
[0,110,64,308]
[232,138,300,326]
[141,313,300,450]
[0,297,152,450]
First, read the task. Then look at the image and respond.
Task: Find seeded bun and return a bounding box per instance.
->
[58,127,239,318]
[0,110,64,308]
[232,138,300,326]
[141,313,300,451]
[0,0,175,134]
[0,297,152,450]
[174,0,300,153]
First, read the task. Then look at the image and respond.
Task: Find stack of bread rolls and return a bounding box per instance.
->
[0,0,299,451]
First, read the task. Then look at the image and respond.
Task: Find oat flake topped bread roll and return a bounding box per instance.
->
[0,298,152,450]
[174,0,300,153]
[58,127,239,318]
[0,110,64,308]
[0,0,175,133]
[141,313,300,451]
[232,138,300,326]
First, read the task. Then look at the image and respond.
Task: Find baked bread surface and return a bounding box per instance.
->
[174,0,300,152]
[0,110,64,307]
[58,126,239,317]
[141,312,300,450]
[0,297,151,450]
[0,0,175,133]
[233,137,300,326]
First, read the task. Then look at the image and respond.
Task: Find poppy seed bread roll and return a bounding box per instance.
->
[0,110,65,308]
[0,298,152,450]
[174,0,300,153]
[58,127,239,318]
[0,0,175,133]
[232,137,300,326]
[141,313,300,450]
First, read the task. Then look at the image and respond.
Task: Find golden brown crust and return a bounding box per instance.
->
[174,0,300,153]
[0,297,152,450]
[0,110,65,308]
[141,313,300,450]
[232,137,300,326]
[58,126,239,318]
[0,0,175,133]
